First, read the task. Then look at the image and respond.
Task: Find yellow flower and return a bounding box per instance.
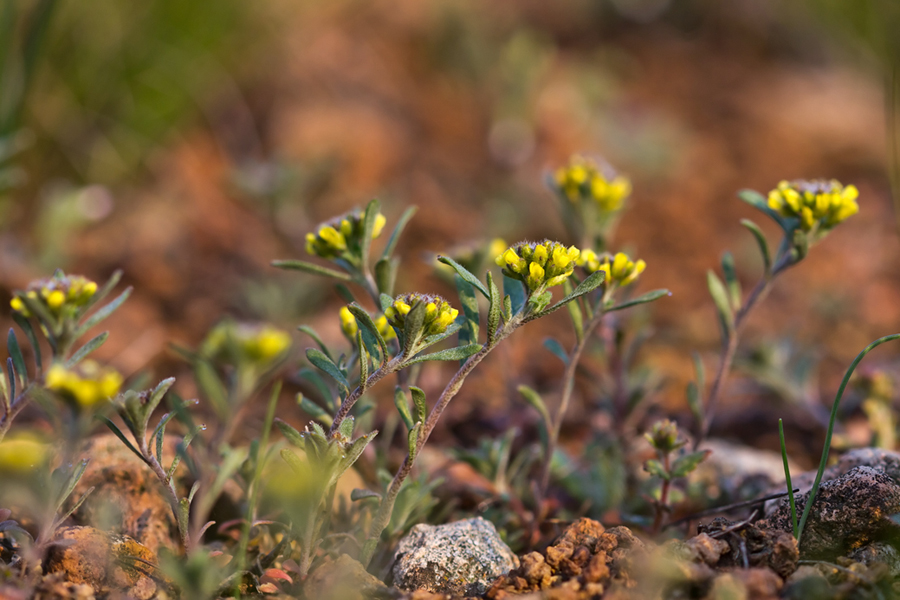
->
[374,315,396,341]
[202,321,291,366]
[0,432,50,474]
[10,274,99,318]
[305,207,388,260]
[246,327,292,361]
[580,251,645,287]
[766,179,858,232]
[384,293,459,337]
[340,306,359,338]
[553,154,631,211]
[496,240,581,293]
[45,361,123,409]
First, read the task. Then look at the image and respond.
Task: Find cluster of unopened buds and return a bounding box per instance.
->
[10,275,97,317]
[496,240,581,294]
[339,306,396,341]
[552,155,632,212]
[767,179,859,232]
[578,250,646,287]
[384,293,459,337]
[45,360,123,409]
[305,209,387,260]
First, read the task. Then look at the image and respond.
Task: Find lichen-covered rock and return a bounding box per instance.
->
[304,554,388,600]
[847,542,900,578]
[698,518,798,578]
[45,526,157,599]
[392,517,517,597]
[761,466,900,558]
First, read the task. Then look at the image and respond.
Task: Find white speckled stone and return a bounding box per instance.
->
[392,517,518,596]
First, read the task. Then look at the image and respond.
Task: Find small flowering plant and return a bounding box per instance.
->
[550,154,632,250]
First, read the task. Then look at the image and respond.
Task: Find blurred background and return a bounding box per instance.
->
[2,0,900,456]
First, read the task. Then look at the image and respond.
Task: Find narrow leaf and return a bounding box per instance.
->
[77,288,132,336]
[297,325,335,362]
[437,256,489,298]
[380,293,393,313]
[410,386,427,425]
[346,304,388,362]
[671,450,711,478]
[7,329,26,387]
[720,252,741,311]
[298,394,333,426]
[271,260,353,281]
[80,270,122,313]
[381,206,417,260]
[360,199,381,270]
[740,219,771,274]
[563,280,584,344]
[335,284,356,304]
[65,332,108,368]
[374,257,398,297]
[605,289,671,313]
[5,358,14,402]
[405,344,482,366]
[146,378,176,418]
[526,271,605,322]
[707,271,734,336]
[503,275,525,317]
[276,418,306,448]
[737,189,793,233]
[195,361,229,418]
[487,272,501,344]
[100,417,145,464]
[455,275,479,349]
[306,348,349,394]
[351,488,381,501]
[402,301,427,356]
[393,386,414,431]
[12,313,41,373]
[643,459,669,480]
[298,368,335,409]
[517,385,551,431]
[407,422,422,460]
[542,338,569,366]
[356,331,369,389]
[779,418,798,538]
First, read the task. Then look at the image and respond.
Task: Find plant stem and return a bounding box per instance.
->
[329,357,402,436]
[137,431,192,552]
[359,318,521,566]
[651,452,671,535]
[0,387,31,444]
[696,252,795,449]
[537,308,605,496]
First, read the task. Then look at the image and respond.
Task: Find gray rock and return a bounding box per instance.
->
[391,517,518,596]
[847,542,900,578]
[765,447,900,516]
[762,466,900,558]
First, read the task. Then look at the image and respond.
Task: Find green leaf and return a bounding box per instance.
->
[407,422,422,460]
[335,283,356,304]
[65,332,108,368]
[671,450,711,478]
[410,386,427,425]
[7,328,26,387]
[100,416,145,463]
[402,301,428,356]
[455,275,479,349]
[360,199,381,269]
[707,271,734,337]
[280,448,306,476]
[779,418,798,538]
[338,415,355,439]
[154,414,173,463]
[146,378,176,419]
[351,488,381,501]
[380,293,393,313]
[437,256,489,299]
[737,189,795,233]
[503,275,525,317]
[339,430,378,475]
[55,459,89,512]
[517,385,551,432]
[526,271,605,322]
[686,382,702,426]
[606,289,671,312]
[80,270,122,313]
[643,459,669,480]
[12,313,40,373]
[563,279,584,344]
[740,219,771,274]
[298,394,333,426]
[276,418,306,448]
[271,259,353,281]
[394,386,415,431]
[194,360,229,418]
[298,368,336,409]
[381,206,417,260]
[543,338,569,366]
[405,344,482,366]
[297,325,335,362]
[306,348,349,394]
[487,272,501,344]
[356,330,369,389]
[77,288,132,336]
[374,257,398,297]
[721,252,741,311]
[346,304,388,363]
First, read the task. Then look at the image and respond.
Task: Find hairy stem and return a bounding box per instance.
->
[651,452,671,535]
[329,357,402,436]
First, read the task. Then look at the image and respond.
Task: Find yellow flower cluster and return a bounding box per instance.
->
[577,250,646,287]
[305,210,387,259]
[0,432,49,474]
[767,179,859,232]
[339,306,396,341]
[45,361,123,409]
[10,274,98,317]
[553,155,631,212]
[203,322,291,364]
[384,294,459,337]
[496,240,581,293]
